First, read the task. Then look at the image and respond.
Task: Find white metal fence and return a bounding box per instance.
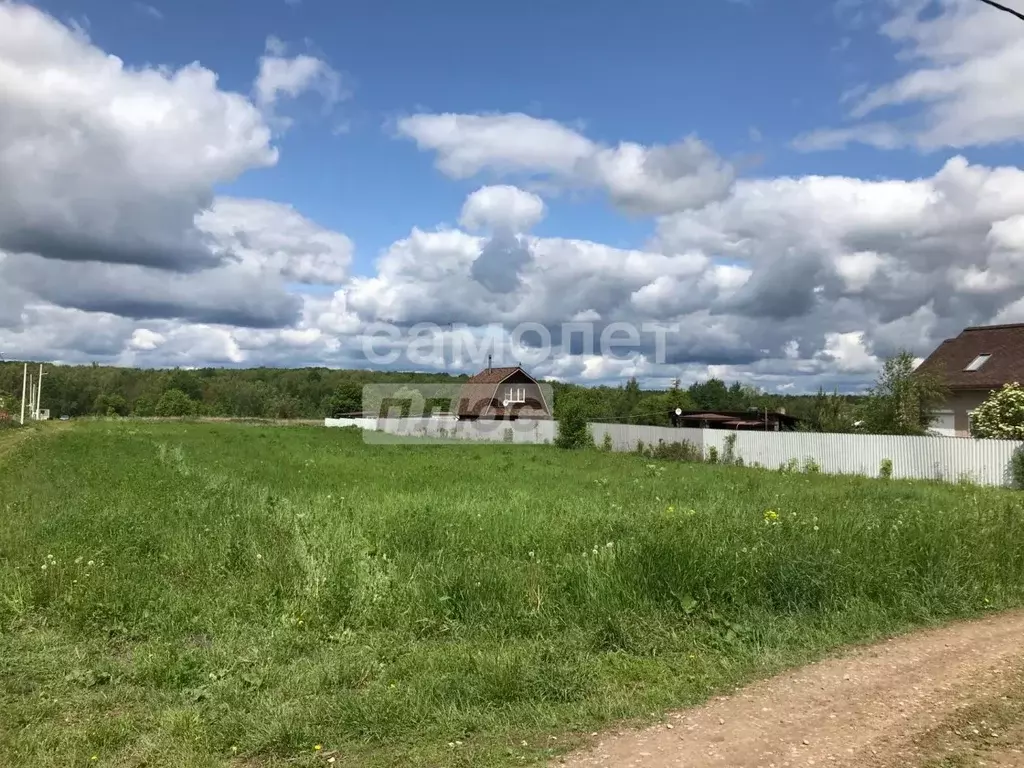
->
[324,417,1023,487]
[700,429,1021,486]
[325,416,558,444]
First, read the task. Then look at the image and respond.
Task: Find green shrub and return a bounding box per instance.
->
[649,439,701,462]
[722,433,738,465]
[880,458,893,479]
[970,382,1024,439]
[155,388,196,418]
[1011,446,1024,489]
[554,400,591,450]
[706,446,719,464]
[601,432,614,452]
[802,457,821,474]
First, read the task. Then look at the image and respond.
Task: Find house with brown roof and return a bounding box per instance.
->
[914,323,1024,437]
[456,364,552,420]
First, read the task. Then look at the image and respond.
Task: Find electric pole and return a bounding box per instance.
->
[36,364,44,419]
[20,363,27,425]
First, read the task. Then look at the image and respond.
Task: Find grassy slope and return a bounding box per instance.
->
[1,421,1023,767]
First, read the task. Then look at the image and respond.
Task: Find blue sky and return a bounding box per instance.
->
[39,0,1010,271]
[4,0,1024,391]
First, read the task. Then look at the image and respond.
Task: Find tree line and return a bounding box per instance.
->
[0,350,948,435]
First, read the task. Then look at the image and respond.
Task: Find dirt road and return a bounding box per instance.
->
[554,611,1024,768]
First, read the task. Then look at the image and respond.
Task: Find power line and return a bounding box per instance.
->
[976,0,1024,23]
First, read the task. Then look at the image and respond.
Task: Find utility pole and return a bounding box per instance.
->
[28,374,33,419]
[36,364,44,420]
[20,363,27,425]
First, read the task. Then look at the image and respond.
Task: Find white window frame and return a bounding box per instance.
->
[505,385,526,404]
[964,353,991,372]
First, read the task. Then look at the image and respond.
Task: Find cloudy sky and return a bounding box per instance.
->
[2,0,1024,391]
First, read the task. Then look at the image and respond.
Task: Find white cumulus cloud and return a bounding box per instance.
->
[459,185,546,232]
[254,35,345,116]
[796,0,1024,151]
[0,1,276,272]
[397,112,734,214]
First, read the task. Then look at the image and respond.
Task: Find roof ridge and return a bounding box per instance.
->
[963,323,1024,332]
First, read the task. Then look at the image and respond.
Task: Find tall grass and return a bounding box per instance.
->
[1,421,1023,767]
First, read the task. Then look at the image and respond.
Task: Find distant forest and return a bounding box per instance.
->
[0,361,865,431]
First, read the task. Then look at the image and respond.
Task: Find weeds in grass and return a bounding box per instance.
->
[1011,446,1024,489]
[638,439,702,463]
[2,422,1024,767]
[722,433,737,465]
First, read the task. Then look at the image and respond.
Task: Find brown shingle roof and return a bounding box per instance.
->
[464,366,525,384]
[915,323,1024,390]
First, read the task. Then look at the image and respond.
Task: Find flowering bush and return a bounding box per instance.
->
[970,382,1024,440]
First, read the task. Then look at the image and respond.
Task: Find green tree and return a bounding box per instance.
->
[969,382,1024,439]
[164,369,204,401]
[859,351,948,436]
[805,387,857,433]
[93,392,129,416]
[328,381,364,417]
[689,378,731,410]
[155,388,196,417]
[616,377,643,420]
[132,394,157,417]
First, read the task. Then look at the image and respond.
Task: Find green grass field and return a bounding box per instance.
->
[2,421,1024,767]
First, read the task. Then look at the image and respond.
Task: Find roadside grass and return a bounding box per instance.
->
[0,419,68,465]
[1,421,1023,767]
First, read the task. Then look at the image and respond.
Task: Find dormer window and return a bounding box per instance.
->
[505,386,526,404]
[964,354,991,372]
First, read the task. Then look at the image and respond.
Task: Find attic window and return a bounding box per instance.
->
[964,354,991,372]
[505,386,526,404]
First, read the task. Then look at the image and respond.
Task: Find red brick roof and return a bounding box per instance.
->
[915,323,1024,390]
